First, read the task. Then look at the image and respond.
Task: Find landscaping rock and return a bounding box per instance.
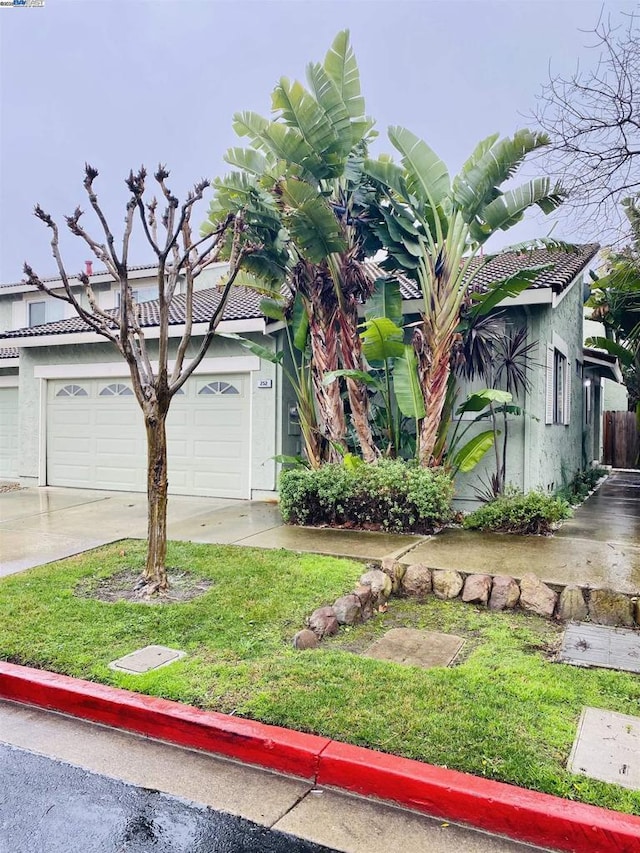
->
[636,599,640,626]
[333,593,363,625]
[588,589,634,627]
[488,575,520,611]
[519,573,557,618]
[292,629,319,650]
[381,557,406,593]
[557,585,588,622]
[307,606,339,639]
[461,574,492,606]
[359,569,392,606]
[401,563,432,598]
[353,585,374,621]
[432,569,463,600]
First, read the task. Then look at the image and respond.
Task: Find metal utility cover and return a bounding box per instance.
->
[569,707,640,790]
[559,623,640,674]
[364,629,464,669]
[109,645,186,674]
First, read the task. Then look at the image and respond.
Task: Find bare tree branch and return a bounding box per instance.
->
[534,11,640,238]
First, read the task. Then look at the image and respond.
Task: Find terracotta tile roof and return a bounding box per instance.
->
[0,347,19,359]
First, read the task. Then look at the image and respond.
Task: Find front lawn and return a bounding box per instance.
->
[1,540,639,815]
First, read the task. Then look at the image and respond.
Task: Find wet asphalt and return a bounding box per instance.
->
[0,744,336,853]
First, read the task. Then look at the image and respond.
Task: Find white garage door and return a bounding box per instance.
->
[0,386,19,479]
[47,375,251,498]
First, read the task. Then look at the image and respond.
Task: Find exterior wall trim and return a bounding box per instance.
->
[0,376,19,388]
[34,356,260,380]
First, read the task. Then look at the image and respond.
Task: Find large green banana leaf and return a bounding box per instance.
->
[365,278,403,325]
[455,389,512,416]
[584,336,634,367]
[477,178,565,237]
[279,179,347,262]
[305,62,354,155]
[388,126,450,210]
[272,77,342,159]
[323,30,366,121]
[451,430,496,473]
[393,345,426,419]
[452,130,549,220]
[360,317,405,362]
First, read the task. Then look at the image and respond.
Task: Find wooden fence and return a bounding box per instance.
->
[603,410,639,468]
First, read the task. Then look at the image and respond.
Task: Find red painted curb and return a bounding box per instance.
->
[317,741,640,853]
[0,662,329,779]
[2,662,640,853]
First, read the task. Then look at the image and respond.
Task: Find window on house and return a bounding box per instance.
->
[198,381,239,395]
[114,286,157,307]
[27,299,64,327]
[99,383,134,396]
[546,337,571,425]
[56,384,88,397]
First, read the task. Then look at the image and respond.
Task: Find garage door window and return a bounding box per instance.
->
[99,383,133,396]
[56,384,88,397]
[199,381,239,395]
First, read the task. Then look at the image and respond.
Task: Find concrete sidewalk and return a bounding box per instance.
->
[2,469,639,592]
[400,470,640,594]
[0,700,550,853]
[0,485,416,576]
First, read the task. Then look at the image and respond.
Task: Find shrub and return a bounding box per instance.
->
[556,466,608,505]
[463,490,572,535]
[278,459,454,533]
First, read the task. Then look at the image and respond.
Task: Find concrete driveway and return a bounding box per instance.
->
[0,487,283,577]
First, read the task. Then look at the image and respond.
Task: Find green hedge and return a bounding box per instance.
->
[279,460,454,533]
[463,490,572,535]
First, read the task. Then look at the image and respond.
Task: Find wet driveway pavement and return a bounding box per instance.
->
[2,469,640,592]
[0,744,334,853]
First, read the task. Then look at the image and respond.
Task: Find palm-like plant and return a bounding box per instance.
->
[365,129,565,465]
[205,31,381,463]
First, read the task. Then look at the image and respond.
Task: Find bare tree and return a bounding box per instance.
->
[24,164,255,595]
[535,11,640,236]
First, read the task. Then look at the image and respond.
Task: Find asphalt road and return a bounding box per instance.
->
[0,744,336,853]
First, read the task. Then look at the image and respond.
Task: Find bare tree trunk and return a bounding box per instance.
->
[339,303,379,464]
[416,324,453,467]
[143,407,169,593]
[308,301,347,462]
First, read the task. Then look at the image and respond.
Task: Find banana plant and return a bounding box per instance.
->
[324,278,425,458]
[205,31,382,463]
[223,291,324,468]
[364,128,566,467]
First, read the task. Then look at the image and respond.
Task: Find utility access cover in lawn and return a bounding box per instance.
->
[109,645,186,674]
[558,623,640,674]
[569,707,640,790]
[363,629,464,669]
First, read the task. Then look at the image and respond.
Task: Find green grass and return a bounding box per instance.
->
[1,540,640,814]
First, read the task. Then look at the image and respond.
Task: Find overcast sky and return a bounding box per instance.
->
[0,0,636,282]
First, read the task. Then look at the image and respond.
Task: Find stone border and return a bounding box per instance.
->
[293,559,639,650]
[1,661,639,853]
